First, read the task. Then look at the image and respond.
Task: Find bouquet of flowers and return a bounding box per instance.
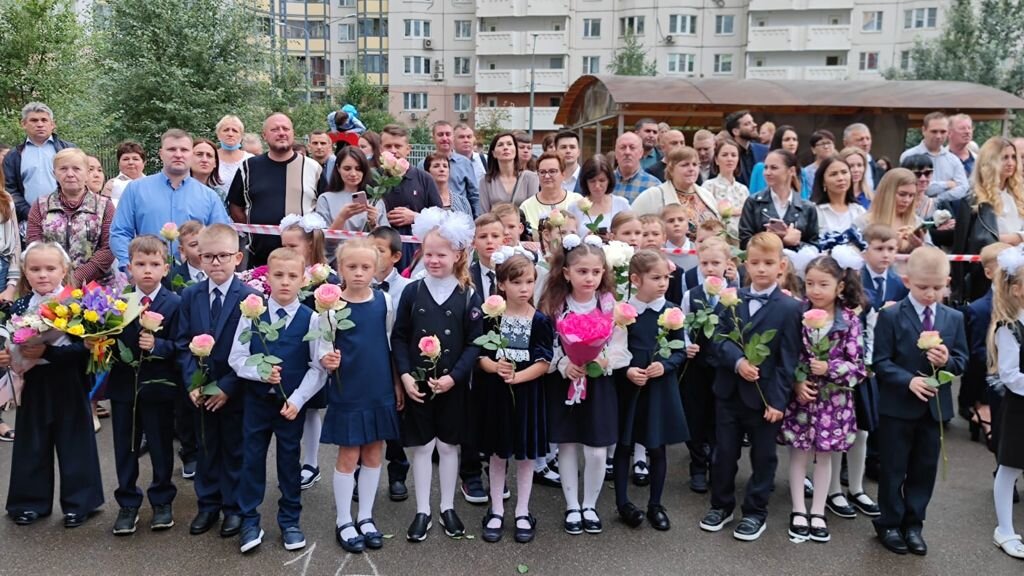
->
[603,240,634,301]
[366,151,411,206]
[39,283,145,374]
[714,287,775,410]
[918,330,955,479]
[237,294,287,399]
[238,265,271,295]
[556,310,614,405]
[303,283,354,392]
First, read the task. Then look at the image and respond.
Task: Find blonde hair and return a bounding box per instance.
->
[660,204,686,220]
[281,223,327,267]
[179,220,204,239]
[215,115,245,134]
[423,229,472,289]
[697,236,731,260]
[868,168,918,229]
[906,245,950,277]
[838,146,873,202]
[628,248,669,277]
[490,202,519,221]
[53,148,88,170]
[981,242,1012,269]
[988,261,1024,371]
[609,211,640,234]
[335,237,380,269]
[638,214,666,234]
[267,247,304,269]
[18,241,74,295]
[747,231,784,257]
[972,137,1024,217]
[198,223,240,251]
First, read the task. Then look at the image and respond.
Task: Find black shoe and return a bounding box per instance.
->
[788,512,810,540]
[563,509,583,535]
[439,508,465,538]
[389,480,409,502]
[357,518,384,550]
[617,502,645,528]
[825,493,857,519]
[808,514,830,543]
[847,492,880,517]
[514,514,536,543]
[113,507,139,535]
[461,478,487,505]
[63,512,89,529]
[336,522,365,553]
[581,507,602,534]
[220,514,242,537]
[647,504,670,531]
[878,527,908,554]
[299,465,321,491]
[182,460,197,480]
[406,512,431,542]
[481,513,504,543]
[151,504,174,530]
[732,516,766,541]
[533,466,561,487]
[904,528,927,556]
[12,510,45,526]
[698,508,733,532]
[632,461,650,486]
[189,511,218,535]
[689,471,709,494]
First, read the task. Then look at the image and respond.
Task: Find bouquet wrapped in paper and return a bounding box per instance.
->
[39,283,145,374]
[556,310,614,405]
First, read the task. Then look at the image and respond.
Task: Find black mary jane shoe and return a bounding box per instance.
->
[563,509,583,535]
[581,508,603,534]
[808,514,830,543]
[647,505,670,531]
[514,515,537,544]
[356,518,384,550]
[825,493,857,519]
[481,513,504,543]
[788,512,810,540]
[617,502,645,528]
[12,510,45,526]
[336,522,366,553]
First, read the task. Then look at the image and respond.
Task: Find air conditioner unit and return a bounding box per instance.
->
[409,112,419,121]
[458,112,468,120]
[423,39,433,49]
[432,71,444,81]
[664,35,674,44]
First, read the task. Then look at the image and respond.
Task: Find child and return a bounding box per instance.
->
[534,211,579,304]
[110,236,182,535]
[164,220,206,292]
[321,239,401,553]
[663,204,690,252]
[989,245,1024,559]
[700,232,801,542]
[176,224,257,539]
[539,235,631,535]
[477,254,553,544]
[966,242,1010,450]
[872,245,968,556]
[614,250,688,531]
[229,247,331,553]
[3,242,103,528]
[696,218,727,245]
[681,236,732,493]
[491,203,527,249]
[327,104,367,135]
[639,215,667,250]
[779,255,804,298]
[610,211,642,248]
[391,207,483,542]
[781,253,867,543]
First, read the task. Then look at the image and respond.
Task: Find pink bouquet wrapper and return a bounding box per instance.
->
[556,311,613,405]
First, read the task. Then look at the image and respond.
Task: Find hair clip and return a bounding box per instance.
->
[830,244,864,271]
[280,213,327,233]
[998,245,1024,276]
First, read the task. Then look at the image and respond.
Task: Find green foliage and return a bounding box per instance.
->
[409,114,434,146]
[475,106,511,147]
[684,304,719,341]
[335,72,395,133]
[607,32,657,77]
[289,100,336,140]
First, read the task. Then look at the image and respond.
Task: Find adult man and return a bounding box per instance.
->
[843,123,884,190]
[227,113,322,267]
[724,110,768,187]
[613,132,661,203]
[647,130,685,182]
[693,129,716,184]
[379,124,443,264]
[899,112,969,203]
[308,130,335,189]
[636,118,662,173]
[420,121,480,217]
[454,124,486,182]
[948,114,976,177]
[110,129,230,265]
[4,102,75,223]
[555,130,582,193]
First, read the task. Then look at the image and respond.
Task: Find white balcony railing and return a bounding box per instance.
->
[746,65,849,80]
[476,68,569,93]
[476,0,569,17]
[476,106,561,131]
[748,25,851,52]
[476,31,567,56]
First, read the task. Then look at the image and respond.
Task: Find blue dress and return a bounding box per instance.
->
[320,290,400,446]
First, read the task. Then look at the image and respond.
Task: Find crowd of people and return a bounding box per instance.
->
[2,100,1024,561]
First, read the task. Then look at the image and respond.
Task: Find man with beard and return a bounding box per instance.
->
[724,110,768,187]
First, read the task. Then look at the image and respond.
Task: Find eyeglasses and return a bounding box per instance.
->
[537,169,560,177]
[912,169,934,178]
[200,252,238,263]
[814,141,835,149]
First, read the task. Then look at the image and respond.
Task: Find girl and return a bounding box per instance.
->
[780,253,867,543]
[477,253,553,544]
[391,207,482,542]
[3,242,104,527]
[614,250,688,531]
[610,211,642,249]
[566,155,628,237]
[320,239,400,553]
[539,236,630,535]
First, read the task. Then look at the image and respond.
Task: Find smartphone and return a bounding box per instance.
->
[767,218,788,233]
[352,191,368,206]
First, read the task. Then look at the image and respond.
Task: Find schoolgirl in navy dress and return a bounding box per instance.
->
[391,207,483,543]
[539,234,631,535]
[477,250,553,544]
[3,241,103,528]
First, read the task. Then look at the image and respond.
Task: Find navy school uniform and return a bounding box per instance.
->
[176,277,257,518]
[857,266,909,433]
[162,260,205,294]
[300,273,339,412]
[162,261,205,468]
[871,297,967,534]
[963,289,993,422]
[108,286,181,510]
[681,283,722,476]
[6,294,104,519]
[709,286,802,521]
[464,261,498,480]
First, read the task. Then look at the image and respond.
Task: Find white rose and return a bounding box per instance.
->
[603,240,634,269]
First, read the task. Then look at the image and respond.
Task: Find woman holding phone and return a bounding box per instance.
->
[738,149,819,250]
[316,146,387,234]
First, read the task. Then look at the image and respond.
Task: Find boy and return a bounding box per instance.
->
[491,203,524,247]
[163,220,206,293]
[873,246,968,556]
[110,236,182,535]
[639,214,667,249]
[662,205,690,252]
[176,224,257,539]
[700,232,801,541]
[965,242,1010,451]
[229,247,330,553]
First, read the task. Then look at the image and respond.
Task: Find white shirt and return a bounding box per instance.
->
[187,264,206,283]
[423,275,459,305]
[770,190,791,220]
[28,285,62,310]
[998,190,1024,235]
[562,165,581,192]
[866,267,888,302]
[748,283,778,317]
[908,294,937,327]
[208,277,233,307]
[664,238,696,272]
[470,152,487,182]
[139,284,161,302]
[996,311,1024,395]
[375,267,410,307]
[479,263,495,297]
[816,203,867,235]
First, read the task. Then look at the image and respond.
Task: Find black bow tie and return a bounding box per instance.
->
[375,281,389,292]
[745,291,772,304]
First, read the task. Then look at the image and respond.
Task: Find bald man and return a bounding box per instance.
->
[647,130,685,182]
[614,132,661,202]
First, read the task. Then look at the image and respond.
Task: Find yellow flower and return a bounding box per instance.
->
[83,310,100,323]
[54,305,69,318]
[67,324,85,336]
[53,318,68,330]
[71,289,83,299]
[114,300,128,312]
[69,303,82,316]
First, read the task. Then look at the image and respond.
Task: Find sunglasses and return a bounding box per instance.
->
[912,169,934,178]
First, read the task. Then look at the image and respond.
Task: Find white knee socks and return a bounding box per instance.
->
[558,443,580,512]
[515,459,534,520]
[333,469,358,539]
[582,445,607,520]
[357,464,381,533]
[847,431,869,495]
[302,410,323,468]
[789,448,811,513]
[489,455,507,517]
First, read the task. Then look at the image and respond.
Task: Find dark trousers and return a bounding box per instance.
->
[238,393,305,530]
[683,364,716,475]
[111,399,177,508]
[175,392,198,465]
[387,439,409,482]
[710,395,781,521]
[460,383,483,482]
[873,414,940,533]
[193,404,244,516]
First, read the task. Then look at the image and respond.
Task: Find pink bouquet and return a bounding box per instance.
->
[556,310,614,405]
[237,265,271,295]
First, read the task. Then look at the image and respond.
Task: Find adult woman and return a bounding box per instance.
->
[102,141,146,205]
[215,115,253,196]
[519,152,583,235]
[838,146,873,209]
[631,147,720,229]
[425,152,473,216]
[26,148,115,287]
[566,155,629,236]
[316,147,385,234]
[702,139,750,239]
[856,168,924,254]
[811,155,865,237]
[803,130,836,188]
[86,156,105,195]
[478,132,540,213]
[358,131,381,169]
[749,125,811,198]
[514,131,537,172]
[190,138,223,193]
[738,149,819,250]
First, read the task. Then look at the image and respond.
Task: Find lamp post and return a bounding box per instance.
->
[276,20,312,103]
[528,33,539,141]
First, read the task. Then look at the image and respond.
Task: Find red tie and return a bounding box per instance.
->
[141,296,152,306]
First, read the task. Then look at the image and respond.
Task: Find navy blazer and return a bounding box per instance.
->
[161,261,199,293]
[860,267,908,310]
[175,277,258,401]
[470,261,493,297]
[711,286,802,411]
[108,287,181,403]
[872,298,969,422]
[964,290,993,389]
[738,189,819,251]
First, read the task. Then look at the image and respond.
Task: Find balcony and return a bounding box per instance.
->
[748,25,850,52]
[805,66,849,80]
[476,68,569,93]
[358,37,389,51]
[251,0,328,17]
[476,0,569,17]
[476,106,561,131]
[476,31,567,56]
[806,25,851,51]
[747,26,796,51]
[746,65,848,80]
[284,38,327,53]
[749,0,853,10]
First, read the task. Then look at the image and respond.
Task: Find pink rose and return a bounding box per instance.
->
[239,294,267,320]
[803,309,830,331]
[658,307,686,331]
[717,200,734,218]
[160,222,180,242]
[139,310,165,332]
[189,334,215,357]
[418,335,442,360]
[917,330,943,350]
[719,287,740,308]
[313,283,344,314]
[614,302,638,327]
[12,327,37,345]
[395,157,411,177]
[481,295,506,318]
[703,276,726,297]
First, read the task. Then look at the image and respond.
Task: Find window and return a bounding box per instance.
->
[404,56,432,75]
[454,20,472,39]
[904,7,937,29]
[715,15,734,35]
[404,19,431,38]
[667,53,695,74]
[827,15,841,25]
[338,0,355,6]
[713,54,733,74]
[858,51,879,71]
[550,56,564,69]
[486,97,497,107]
[619,16,644,36]
[825,55,843,66]
[403,92,428,111]
[669,14,697,35]
[900,50,912,70]
[338,58,355,76]
[583,18,601,38]
[453,56,471,75]
[582,56,600,74]
[454,94,471,112]
[862,11,883,32]
[361,53,388,73]
[550,97,562,107]
[337,23,356,42]
[358,18,387,37]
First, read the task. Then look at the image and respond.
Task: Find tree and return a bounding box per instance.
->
[607,32,657,77]
[475,106,512,146]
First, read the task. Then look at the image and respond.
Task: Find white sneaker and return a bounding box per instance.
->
[994,529,1024,559]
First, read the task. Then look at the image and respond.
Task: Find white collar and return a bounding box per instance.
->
[209,277,233,296]
[188,263,205,279]
[29,285,63,308]
[666,239,691,251]
[628,295,666,314]
[908,294,936,319]
[770,189,793,209]
[25,136,54,147]
[424,275,459,305]
[866,266,887,282]
[380,267,401,285]
[269,297,301,319]
[139,284,161,301]
[751,283,777,296]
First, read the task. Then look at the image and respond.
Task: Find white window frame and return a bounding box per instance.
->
[453,56,471,76]
[667,53,695,74]
[583,18,601,38]
[862,11,883,32]
[337,22,356,42]
[904,7,937,29]
[582,55,600,74]
[403,56,432,75]
[619,16,645,36]
[858,51,879,71]
[403,92,429,111]
[454,20,472,39]
[714,14,735,35]
[669,14,698,35]
[900,50,912,70]
[713,53,733,74]
[454,94,471,112]
[404,19,431,38]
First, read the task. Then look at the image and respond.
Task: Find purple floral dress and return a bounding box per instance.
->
[779,307,867,452]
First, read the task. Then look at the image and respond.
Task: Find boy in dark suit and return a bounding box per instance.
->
[176,223,257,539]
[872,246,968,556]
[699,232,802,541]
[110,236,182,535]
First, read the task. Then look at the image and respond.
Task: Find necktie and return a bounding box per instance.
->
[141,296,152,307]
[486,271,497,296]
[922,306,934,331]
[873,277,885,310]
[211,287,223,323]
[376,281,390,293]
[196,271,206,282]
[276,307,288,325]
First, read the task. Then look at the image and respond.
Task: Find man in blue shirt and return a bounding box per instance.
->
[420,120,480,217]
[4,102,75,223]
[110,129,230,266]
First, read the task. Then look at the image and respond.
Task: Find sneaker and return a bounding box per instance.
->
[181,460,197,480]
[439,508,466,538]
[407,513,431,542]
[239,526,264,553]
[733,516,767,542]
[632,461,650,487]
[698,508,734,532]
[112,507,139,535]
[299,465,321,491]
[533,466,561,487]
[150,504,174,530]
[461,478,487,505]
[282,526,306,551]
[689,471,709,494]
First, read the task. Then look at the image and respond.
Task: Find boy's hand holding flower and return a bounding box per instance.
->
[266,365,282,385]
[280,401,299,421]
[138,331,156,352]
[321,350,341,371]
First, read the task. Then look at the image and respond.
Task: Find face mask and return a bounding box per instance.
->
[220,140,242,151]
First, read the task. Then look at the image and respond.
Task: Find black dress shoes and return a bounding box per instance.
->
[389,480,409,502]
[617,502,645,528]
[407,512,431,542]
[63,512,89,528]
[12,510,45,526]
[904,529,928,556]
[189,511,219,535]
[220,514,242,537]
[878,528,908,554]
[647,505,671,531]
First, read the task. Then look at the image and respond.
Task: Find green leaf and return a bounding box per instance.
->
[667,340,686,349]
[190,370,205,391]
[585,361,604,378]
[302,332,318,342]
[517,565,529,574]
[142,379,177,388]
[265,328,280,342]
[658,348,671,359]
[245,353,265,366]
[336,307,352,321]
[264,355,283,364]
[937,370,955,385]
[924,377,940,388]
[483,342,499,351]
[117,340,135,365]
[201,382,223,396]
[760,329,778,343]
[473,335,490,346]
[336,319,355,331]
[239,330,252,344]
[257,362,272,380]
